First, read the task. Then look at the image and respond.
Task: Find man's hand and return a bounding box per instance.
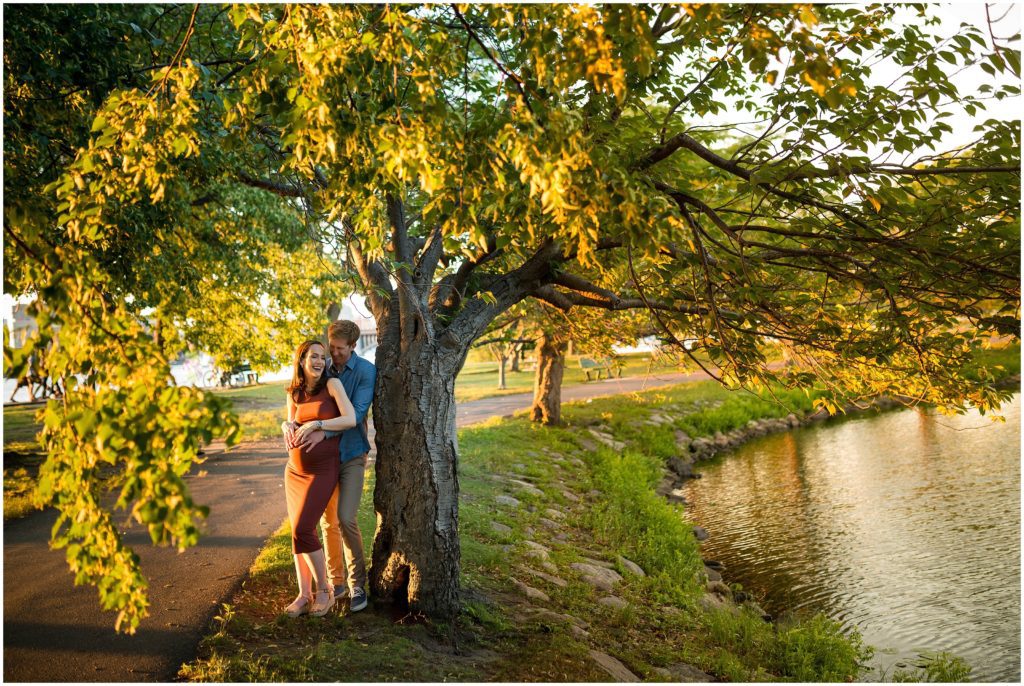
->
[297,429,326,451]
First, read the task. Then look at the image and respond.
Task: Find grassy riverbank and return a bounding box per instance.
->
[180,381,871,682]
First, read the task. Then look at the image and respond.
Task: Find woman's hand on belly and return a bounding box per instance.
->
[295,428,327,451]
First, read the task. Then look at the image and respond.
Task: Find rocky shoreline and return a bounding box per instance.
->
[653,376,1022,623]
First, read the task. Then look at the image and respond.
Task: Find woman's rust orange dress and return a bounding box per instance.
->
[285,386,340,554]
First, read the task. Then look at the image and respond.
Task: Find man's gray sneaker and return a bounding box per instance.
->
[350,587,368,612]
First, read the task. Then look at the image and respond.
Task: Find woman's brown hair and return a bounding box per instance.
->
[286,340,329,402]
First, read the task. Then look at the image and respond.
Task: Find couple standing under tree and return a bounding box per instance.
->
[281,320,376,617]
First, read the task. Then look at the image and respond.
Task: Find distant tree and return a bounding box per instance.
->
[475,312,524,390]
[4,3,1018,629]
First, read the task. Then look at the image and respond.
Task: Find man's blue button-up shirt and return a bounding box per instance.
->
[332,351,376,463]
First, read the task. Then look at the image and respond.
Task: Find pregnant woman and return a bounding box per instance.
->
[281,339,356,617]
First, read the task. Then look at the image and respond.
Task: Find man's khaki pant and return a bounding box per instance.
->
[320,455,367,592]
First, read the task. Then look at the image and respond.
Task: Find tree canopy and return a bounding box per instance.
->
[4,3,1019,629]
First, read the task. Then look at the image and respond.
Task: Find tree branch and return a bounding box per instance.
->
[236,171,307,198]
[338,222,392,320]
[639,131,1020,181]
[535,283,707,316]
[415,223,446,290]
[430,233,502,317]
[439,240,561,361]
[452,5,535,116]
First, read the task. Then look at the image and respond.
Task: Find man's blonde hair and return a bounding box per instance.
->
[328,319,361,345]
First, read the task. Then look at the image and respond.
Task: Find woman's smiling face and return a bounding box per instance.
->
[302,343,327,383]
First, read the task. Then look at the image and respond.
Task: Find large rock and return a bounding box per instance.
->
[516,564,568,588]
[598,595,628,610]
[539,560,559,574]
[689,438,715,460]
[527,609,589,640]
[674,428,691,442]
[655,476,675,497]
[495,494,521,508]
[666,662,714,682]
[510,576,550,602]
[522,540,551,560]
[508,479,544,497]
[665,488,688,505]
[667,456,693,479]
[617,556,646,577]
[571,562,623,592]
[692,525,709,541]
[588,650,640,682]
[491,521,513,534]
[588,428,626,451]
[707,580,732,597]
[579,555,615,569]
[699,592,738,615]
[544,507,566,520]
[745,419,767,437]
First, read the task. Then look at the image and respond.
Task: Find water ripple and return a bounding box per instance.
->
[683,395,1021,682]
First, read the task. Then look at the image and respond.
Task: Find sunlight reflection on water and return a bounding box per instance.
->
[682,395,1021,682]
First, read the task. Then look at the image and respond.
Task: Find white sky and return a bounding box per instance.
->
[685,2,1021,157]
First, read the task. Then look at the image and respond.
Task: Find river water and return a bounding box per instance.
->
[681,395,1021,682]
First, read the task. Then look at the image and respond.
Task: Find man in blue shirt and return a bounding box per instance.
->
[300,320,376,612]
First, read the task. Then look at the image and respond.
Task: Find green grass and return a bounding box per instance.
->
[963,340,1021,383]
[182,380,874,682]
[213,381,290,442]
[3,402,47,519]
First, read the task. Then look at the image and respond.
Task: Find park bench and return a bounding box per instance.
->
[578,356,620,381]
[219,363,259,387]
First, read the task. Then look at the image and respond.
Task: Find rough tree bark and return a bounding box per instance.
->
[364,200,562,619]
[370,322,465,617]
[530,332,566,425]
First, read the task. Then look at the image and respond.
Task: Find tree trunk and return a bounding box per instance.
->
[370,328,463,619]
[497,352,507,390]
[509,344,521,373]
[530,332,566,425]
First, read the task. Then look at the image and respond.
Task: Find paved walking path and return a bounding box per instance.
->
[3,369,709,681]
